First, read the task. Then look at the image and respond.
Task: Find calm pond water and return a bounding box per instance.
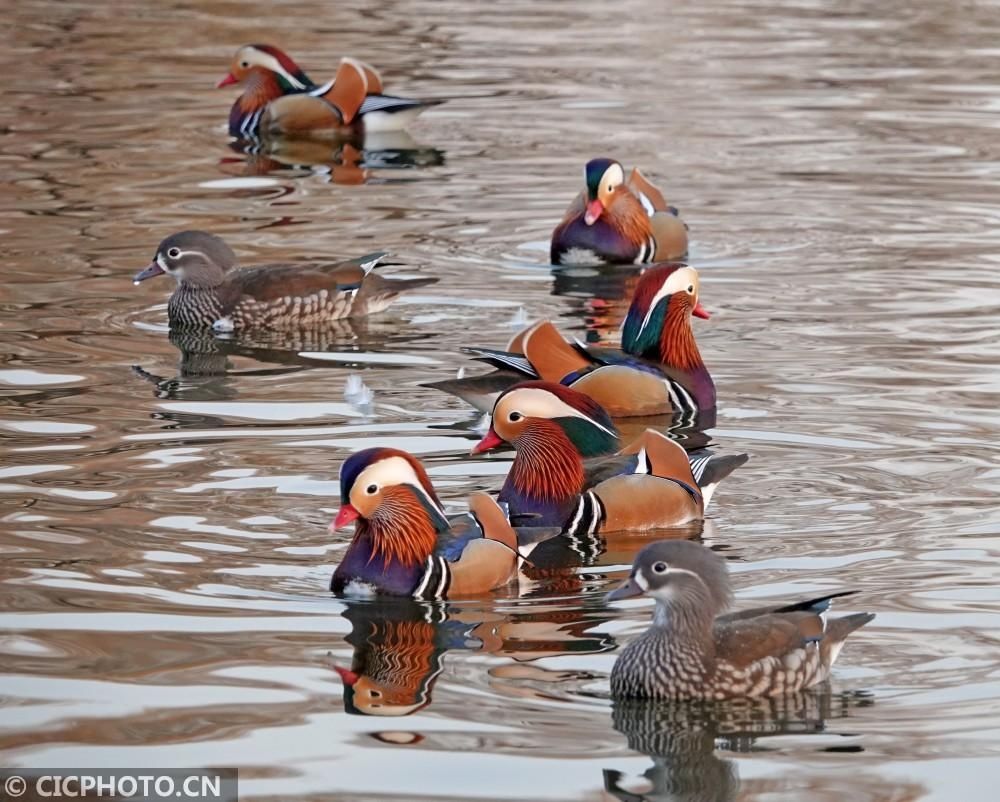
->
[3,0,1000,799]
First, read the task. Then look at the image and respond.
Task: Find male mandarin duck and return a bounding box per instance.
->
[607,541,875,700]
[218,44,441,139]
[551,158,689,265]
[133,231,436,331]
[471,381,743,535]
[330,447,520,599]
[429,264,714,419]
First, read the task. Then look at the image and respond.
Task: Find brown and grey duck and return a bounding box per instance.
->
[133,230,436,331]
[608,540,874,700]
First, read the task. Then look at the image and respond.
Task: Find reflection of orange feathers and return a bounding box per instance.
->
[370,618,437,695]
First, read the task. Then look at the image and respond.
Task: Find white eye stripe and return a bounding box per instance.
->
[253,51,307,90]
[601,163,625,189]
[161,248,204,263]
[497,387,616,438]
[351,456,445,518]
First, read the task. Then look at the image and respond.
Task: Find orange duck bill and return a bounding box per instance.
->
[216,73,238,88]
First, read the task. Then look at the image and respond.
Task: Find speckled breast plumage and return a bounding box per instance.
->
[610,629,828,701]
[168,286,395,330]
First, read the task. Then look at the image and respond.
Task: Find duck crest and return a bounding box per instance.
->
[251,44,312,88]
[585,158,617,199]
[518,381,619,454]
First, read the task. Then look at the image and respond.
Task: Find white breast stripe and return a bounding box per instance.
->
[564,496,586,537]
[434,556,450,599]
[664,380,695,416]
[587,492,603,534]
[413,555,436,598]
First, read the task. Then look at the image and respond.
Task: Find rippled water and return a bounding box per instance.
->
[4,0,1000,799]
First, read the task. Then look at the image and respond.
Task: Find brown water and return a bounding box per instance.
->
[3,0,1000,799]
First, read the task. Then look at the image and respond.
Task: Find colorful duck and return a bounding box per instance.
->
[607,541,874,700]
[133,231,436,331]
[429,264,714,418]
[471,381,742,534]
[330,448,520,599]
[218,44,441,138]
[551,158,688,265]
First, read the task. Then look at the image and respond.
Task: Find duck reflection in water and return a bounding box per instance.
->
[132,317,428,402]
[225,131,444,182]
[333,599,616,717]
[605,691,874,802]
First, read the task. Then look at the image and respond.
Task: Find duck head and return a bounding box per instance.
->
[332,448,449,568]
[472,381,618,515]
[217,44,312,91]
[583,157,627,225]
[473,380,619,459]
[607,540,733,624]
[621,265,709,366]
[133,231,237,289]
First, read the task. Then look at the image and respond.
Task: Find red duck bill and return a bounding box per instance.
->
[331,504,360,532]
[471,428,505,454]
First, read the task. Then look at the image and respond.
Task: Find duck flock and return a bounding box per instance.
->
[134,44,874,703]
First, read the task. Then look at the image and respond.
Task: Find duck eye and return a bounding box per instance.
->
[508,411,522,423]
[365,484,378,495]
[606,183,614,192]
[687,284,694,294]
[167,248,181,259]
[652,561,668,574]
[240,61,249,68]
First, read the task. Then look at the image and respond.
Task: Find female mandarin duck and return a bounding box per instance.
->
[551,158,689,265]
[218,44,440,139]
[330,448,520,599]
[430,264,714,419]
[133,231,436,331]
[608,541,874,700]
[471,381,741,535]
